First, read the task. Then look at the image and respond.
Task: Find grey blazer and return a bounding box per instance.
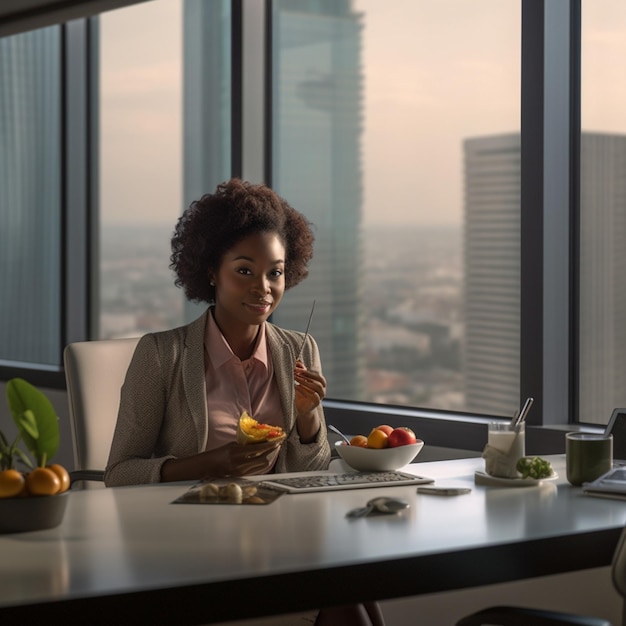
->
[104,309,331,486]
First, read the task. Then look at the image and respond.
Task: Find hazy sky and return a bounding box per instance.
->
[99,0,626,227]
[100,1,182,227]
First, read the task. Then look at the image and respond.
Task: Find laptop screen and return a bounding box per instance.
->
[605,408,626,463]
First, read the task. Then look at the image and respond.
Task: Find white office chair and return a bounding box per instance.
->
[456,524,626,626]
[63,337,140,487]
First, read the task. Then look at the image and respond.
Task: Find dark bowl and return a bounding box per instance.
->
[0,492,69,534]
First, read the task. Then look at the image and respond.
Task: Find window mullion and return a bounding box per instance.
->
[239,0,266,183]
[63,18,92,347]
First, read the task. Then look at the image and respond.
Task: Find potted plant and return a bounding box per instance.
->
[0,378,70,533]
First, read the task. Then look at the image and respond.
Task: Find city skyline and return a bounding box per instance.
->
[100,220,464,409]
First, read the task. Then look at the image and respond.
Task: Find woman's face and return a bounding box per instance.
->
[212,231,286,328]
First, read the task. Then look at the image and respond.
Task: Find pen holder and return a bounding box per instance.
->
[483,422,526,479]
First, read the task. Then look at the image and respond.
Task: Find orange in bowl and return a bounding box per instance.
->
[367,428,389,449]
[375,424,394,436]
[349,435,368,447]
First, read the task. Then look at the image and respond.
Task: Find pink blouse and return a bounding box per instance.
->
[203,310,284,451]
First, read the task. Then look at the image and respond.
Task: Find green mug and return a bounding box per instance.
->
[566,432,613,486]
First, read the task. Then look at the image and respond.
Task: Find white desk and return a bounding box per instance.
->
[1,456,625,624]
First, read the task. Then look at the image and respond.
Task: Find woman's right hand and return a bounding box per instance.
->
[210,440,282,477]
[161,440,282,482]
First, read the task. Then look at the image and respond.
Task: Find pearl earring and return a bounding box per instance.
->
[210,281,215,286]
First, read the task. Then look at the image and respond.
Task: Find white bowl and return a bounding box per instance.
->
[334,440,424,472]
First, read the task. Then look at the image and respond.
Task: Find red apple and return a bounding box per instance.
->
[388,427,418,448]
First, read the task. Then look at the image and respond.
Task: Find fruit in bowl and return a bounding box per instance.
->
[388,427,418,448]
[1,378,71,533]
[334,424,424,471]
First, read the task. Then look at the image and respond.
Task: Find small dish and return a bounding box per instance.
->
[335,440,424,472]
[173,478,284,505]
[474,470,558,488]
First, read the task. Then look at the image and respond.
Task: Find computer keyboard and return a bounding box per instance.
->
[261,471,433,493]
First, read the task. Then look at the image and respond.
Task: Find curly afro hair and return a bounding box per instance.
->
[170,179,315,303]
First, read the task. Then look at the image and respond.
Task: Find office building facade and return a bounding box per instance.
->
[464,131,626,420]
[0,28,62,366]
[268,1,365,400]
[463,133,521,417]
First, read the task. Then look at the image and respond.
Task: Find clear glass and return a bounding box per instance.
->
[484,421,525,478]
[0,27,61,365]
[98,0,232,339]
[270,0,520,414]
[487,421,525,458]
[580,2,626,424]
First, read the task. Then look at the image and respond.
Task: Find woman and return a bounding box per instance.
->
[104,178,331,486]
[104,179,385,626]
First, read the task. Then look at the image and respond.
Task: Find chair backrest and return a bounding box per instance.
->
[63,337,140,477]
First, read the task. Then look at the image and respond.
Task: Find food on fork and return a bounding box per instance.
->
[236,411,286,445]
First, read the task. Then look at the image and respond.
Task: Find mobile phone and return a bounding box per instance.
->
[417,486,471,496]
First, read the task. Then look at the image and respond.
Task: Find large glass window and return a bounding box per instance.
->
[580,1,626,424]
[1,1,603,438]
[270,0,520,416]
[98,0,231,339]
[0,27,62,367]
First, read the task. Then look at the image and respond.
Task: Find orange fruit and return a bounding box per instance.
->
[48,464,71,493]
[375,424,394,436]
[0,469,26,498]
[26,467,61,496]
[367,428,389,449]
[349,435,368,447]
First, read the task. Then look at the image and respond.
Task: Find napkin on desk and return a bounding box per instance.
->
[482,443,520,479]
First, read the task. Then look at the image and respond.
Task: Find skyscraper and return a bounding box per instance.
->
[463,132,626,421]
[463,133,521,416]
[578,133,626,422]
[0,27,62,365]
[269,0,365,400]
[182,0,232,323]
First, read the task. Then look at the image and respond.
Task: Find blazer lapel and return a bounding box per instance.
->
[182,309,210,450]
[267,324,296,433]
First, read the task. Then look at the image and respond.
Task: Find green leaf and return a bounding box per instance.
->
[17,409,39,439]
[13,446,34,470]
[6,378,59,466]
